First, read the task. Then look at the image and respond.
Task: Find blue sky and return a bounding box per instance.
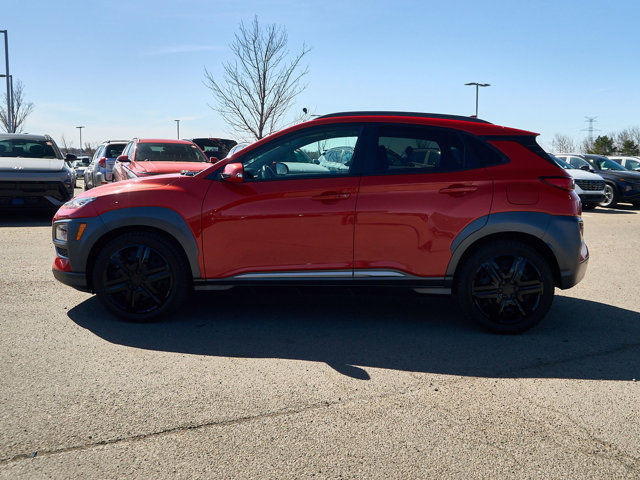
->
[3,0,639,149]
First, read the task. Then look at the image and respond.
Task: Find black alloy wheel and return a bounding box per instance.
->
[457,240,555,333]
[93,231,190,321]
[103,244,173,315]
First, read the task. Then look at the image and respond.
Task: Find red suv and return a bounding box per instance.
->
[51,112,588,333]
[112,138,212,181]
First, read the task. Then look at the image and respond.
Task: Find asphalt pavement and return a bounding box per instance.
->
[0,190,639,479]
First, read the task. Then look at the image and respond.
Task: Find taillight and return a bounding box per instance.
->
[540,176,574,191]
[98,157,106,168]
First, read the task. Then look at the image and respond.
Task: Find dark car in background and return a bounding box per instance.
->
[555,153,640,208]
[190,138,237,159]
[0,133,76,211]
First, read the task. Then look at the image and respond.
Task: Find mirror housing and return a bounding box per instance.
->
[579,165,590,171]
[65,153,77,162]
[220,163,244,183]
[210,156,219,163]
[116,155,130,163]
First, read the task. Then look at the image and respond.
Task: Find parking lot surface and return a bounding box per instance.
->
[1,194,639,478]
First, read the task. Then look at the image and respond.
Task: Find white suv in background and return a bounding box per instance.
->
[550,154,606,210]
[609,156,640,172]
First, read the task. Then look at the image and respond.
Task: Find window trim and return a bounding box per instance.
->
[208,123,369,182]
[359,123,497,177]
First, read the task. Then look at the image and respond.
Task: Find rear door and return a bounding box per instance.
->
[354,124,493,279]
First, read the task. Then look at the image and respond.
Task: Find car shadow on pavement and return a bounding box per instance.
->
[0,211,54,227]
[591,205,638,214]
[68,288,640,381]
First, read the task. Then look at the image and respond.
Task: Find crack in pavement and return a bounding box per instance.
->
[2,340,639,466]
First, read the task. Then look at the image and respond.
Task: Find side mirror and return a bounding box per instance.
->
[580,165,590,171]
[117,155,130,163]
[210,157,219,163]
[65,153,77,162]
[220,163,244,183]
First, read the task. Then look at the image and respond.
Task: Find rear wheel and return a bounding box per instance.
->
[599,184,618,208]
[92,231,190,322]
[456,240,555,333]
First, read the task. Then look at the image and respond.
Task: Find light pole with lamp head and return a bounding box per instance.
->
[174,119,180,139]
[464,82,490,117]
[76,126,85,152]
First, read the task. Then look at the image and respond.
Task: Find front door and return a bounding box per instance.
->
[201,124,365,279]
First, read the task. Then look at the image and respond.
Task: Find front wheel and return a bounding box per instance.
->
[92,231,190,321]
[599,184,618,208]
[456,240,555,333]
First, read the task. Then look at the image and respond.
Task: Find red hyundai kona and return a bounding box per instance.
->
[51,112,588,333]
[112,138,212,181]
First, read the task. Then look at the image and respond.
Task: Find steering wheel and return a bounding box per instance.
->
[259,164,277,179]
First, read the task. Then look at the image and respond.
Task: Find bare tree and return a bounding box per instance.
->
[551,134,576,153]
[204,16,310,140]
[59,135,72,154]
[83,142,97,157]
[0,80,35,133]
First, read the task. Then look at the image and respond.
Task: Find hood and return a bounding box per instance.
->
[132,161,208,175]
[596,169,640,180]
[565,168,604,181]
[0,157,65,172]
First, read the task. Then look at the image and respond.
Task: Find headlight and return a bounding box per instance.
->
[54,223,68,242]
[62,196,97,209]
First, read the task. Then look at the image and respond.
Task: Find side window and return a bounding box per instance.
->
[373,125,468,174]
[627,159,640,170]
[239,125,362,181]
[465,135,507,167]
[569,156,588,169]
[122,142,134,159]
[92,145,104,162]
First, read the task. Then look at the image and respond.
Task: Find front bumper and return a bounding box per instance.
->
[0,180,73,208]
[578,193,605,204]
[52,267,90,292]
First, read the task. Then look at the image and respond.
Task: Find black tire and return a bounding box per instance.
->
[456,240,555,334]
[581,202,596,211]
[599,183,618,208]
[92,231,190,322]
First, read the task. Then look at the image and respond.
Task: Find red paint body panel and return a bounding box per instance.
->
[201,177,359,278]
[354,169,493,277]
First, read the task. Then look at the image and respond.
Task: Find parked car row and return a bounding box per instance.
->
[554,153,640,208]
[81,137,238,190]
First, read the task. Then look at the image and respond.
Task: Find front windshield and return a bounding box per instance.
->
[134,143,208,162]
[0,138,59,159]
[585,155,627,171]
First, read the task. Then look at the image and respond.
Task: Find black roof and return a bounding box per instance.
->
[317,111,491,124]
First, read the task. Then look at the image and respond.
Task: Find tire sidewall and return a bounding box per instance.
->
[599,184,618,207]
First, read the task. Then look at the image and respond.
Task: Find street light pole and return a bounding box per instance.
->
[76,126,85,152]
[464,82,491,117]
[1,30,11,132]
[174,119,180,139]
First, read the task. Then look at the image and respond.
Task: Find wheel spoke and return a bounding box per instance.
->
[508,257,527,283]
[110,253,132,276]
[512,297,527,316]
[516,281,543,296]
[145,266,171,283]
[136,246,150,268]
[106,280,129,294]
[472,285,500,299]
[482,260,503,284]
[140,285,161,305]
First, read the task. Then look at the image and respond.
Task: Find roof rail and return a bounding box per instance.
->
[317,111,491,124]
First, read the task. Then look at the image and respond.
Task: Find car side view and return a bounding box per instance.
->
[52,112,588,333]
[112,138,212,181]
[609,156,640,172]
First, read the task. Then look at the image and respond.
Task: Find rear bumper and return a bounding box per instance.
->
[559,254,588,289]
[52,268,90,292]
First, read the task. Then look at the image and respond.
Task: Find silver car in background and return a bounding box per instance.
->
[84,140,128,190]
